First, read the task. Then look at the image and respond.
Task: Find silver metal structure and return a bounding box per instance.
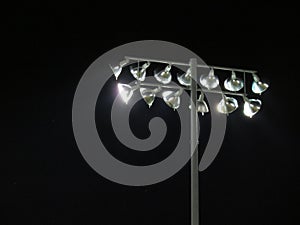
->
[113,56,268,225]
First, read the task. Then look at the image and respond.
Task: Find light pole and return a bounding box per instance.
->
[190,58,199,225]
[111,56,269,225]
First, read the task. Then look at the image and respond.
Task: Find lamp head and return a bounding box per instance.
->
[130,62,150,81]
[217,95,238,114]
[243,97,262,118]
[252,74,269,94]
[200,68,219,89]
[118,83,136,104]
[140,86,161,108]
[177,68,192,86]
[154,64,172,84]
[197,92,209,115]
[162,89,181,110]
[224,71,244,91]
[110,59,130,80]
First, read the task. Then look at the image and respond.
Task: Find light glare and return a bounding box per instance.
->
[118,83,133,104]
[243,98,262,118]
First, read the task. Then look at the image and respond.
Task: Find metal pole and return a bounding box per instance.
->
[190,58,199,225]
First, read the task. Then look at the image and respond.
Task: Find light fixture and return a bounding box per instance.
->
[196,92,209,115]
[112,55,269,225]
[130,62,150,81]
[162,89,182,110]
[217,95,238,114]
[140,86,161,108]
[252,73,269,94]
[243,97,262,118]
[118,83,138,104]
[224,71,244,91]
[110,59,130,80]
[114,56,268,118]
[200,68,219,90]
[189,92,209,115]
[154,64,172,84]
[177,68,192,86]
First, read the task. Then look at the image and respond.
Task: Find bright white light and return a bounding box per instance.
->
[243,98,261,118]
[217,96,238,114]
[224,71,244,91]
[130,62,150,81]
[177,68,191,86]
[155,65,172,84]
[110,65,122,80]
[140,87,157,108]
[199,69,219,90]
[251,74,269,94]
[162,90,180,110]
[252,81,269,94]
[118,83,133,104]
[110,59,129,80]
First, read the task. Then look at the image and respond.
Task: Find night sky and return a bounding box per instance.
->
[6,2,299,225]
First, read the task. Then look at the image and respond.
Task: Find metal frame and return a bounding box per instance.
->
[138,82,245,97]
[126,55,256,100]
[125,56,258,73]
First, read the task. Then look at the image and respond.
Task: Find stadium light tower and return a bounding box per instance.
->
[111,55,269,225]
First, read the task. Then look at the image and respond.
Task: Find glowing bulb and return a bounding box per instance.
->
[197,93,209,115]
[140,87,161,108]
[109,59,129,80]
[130,62,150,81]
[177,68,191,86]
[162,90,181,110]
[217,95,238,114]
[224,71,244,91]
[189,92,209,115]
[155,64,172,84]
[252,74,269,94]
[110,65,122,79]
[243,98,262,118]
[200,68,219,89]
[118,83,134,104]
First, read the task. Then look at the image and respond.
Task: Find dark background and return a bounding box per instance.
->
[6,2,299,225]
